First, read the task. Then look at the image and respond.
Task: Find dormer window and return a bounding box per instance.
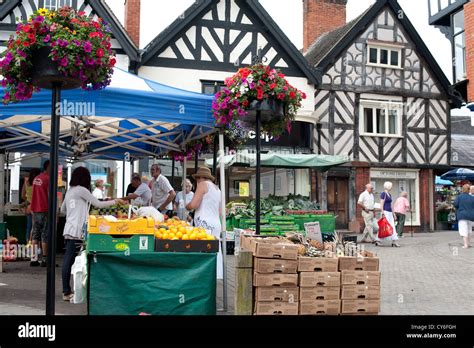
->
[367,42,402,69]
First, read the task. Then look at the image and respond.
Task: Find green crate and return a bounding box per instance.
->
[86,234,155,253]
[240,219,269,229]
[270,216,295,222]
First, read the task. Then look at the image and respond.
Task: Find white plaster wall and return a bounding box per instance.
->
[138,66,316,122]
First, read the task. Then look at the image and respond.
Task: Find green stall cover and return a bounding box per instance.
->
[88,252,216,315]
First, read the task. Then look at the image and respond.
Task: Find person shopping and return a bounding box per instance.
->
[393,191,410,238]
[378,181,400,247]
[21,168,40,245]
[174,179,194,222]
[61,166,125,301]
[454,184,474,249]
[186,167,223,279]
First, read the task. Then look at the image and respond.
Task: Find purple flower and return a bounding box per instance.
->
[86,57,95,66]
[60,57,68,67]
[220,102,228,109]
[35,16,44,23]
[1,79,6,88]
[231,100,240,107]
[17,82,26,92]
[14,91,24,100]
[249,82,255,90]
[72,40,81,46]
[43,34,51,43]
[83,41,92,53]
[223,88,230,95]
[58,39,68,48]
[15,50,26,58]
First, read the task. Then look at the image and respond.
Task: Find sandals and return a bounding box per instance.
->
[392,242,400,247]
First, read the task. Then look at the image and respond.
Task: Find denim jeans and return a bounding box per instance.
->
[26,213,32,243]
[62,239,83,295]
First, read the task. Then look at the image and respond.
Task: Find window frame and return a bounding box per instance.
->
[359,100,403,138]
[44,0,72,10]
[366,44,403,69]
[201,80,225,95]
[451,9,466,83]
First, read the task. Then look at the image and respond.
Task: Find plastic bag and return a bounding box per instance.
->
[377,216,393,239]
[71,250,87,304]
[132,206,164,224]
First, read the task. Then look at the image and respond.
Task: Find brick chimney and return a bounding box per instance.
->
[124,0,140,47]
[465,1,474,102]
[303,0,347,51]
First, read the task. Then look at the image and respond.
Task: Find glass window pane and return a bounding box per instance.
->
[390,51,399,67]
[364,108,373,133]
[369,48,378,63]
[453,10,464,35]
[380,49,388,65]
[203,85,215,95]
[389,110,397,134]
[377,109,386,134]
[454,32,466,82]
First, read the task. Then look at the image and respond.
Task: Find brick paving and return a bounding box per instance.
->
[0,231,472,315]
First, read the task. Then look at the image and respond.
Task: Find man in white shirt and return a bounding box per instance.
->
[122,175,152,206]
[149,164,176,216]
[92,179,106,200]
[357,183,378,244]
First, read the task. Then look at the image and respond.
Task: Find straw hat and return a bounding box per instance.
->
[192,167,215,181]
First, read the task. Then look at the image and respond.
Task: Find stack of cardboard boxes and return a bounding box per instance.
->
[298,256,341,315]
[339,251,381,315]
[246,236,300,315]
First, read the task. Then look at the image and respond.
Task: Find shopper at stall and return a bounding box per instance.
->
[21,168,41,245]
[358,184,377,243]
[30,160,50,267]
[454,184,474,249]
[61,166,125,301]
[92,179,106,200]
[174,179,194,221]
[149,164,175,216]
[122,174,152,206]
[379,181,400,247]
[186,167,223,279]
[126,173,139,196]
[393,191,410,238]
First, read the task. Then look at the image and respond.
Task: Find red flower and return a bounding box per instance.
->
[109,57,116,67]
[78,11,86,16]
[257,88,264,100]
[22,25,31,33]
[302,92,307,99]
[277,93,285,100]
[289,91,296,99]
[96,48,104,58]
[22,41,30,47]
[240,68,250,79]
[278,73,285,78]
[28,33,35,40]
[269,83,277,90]
[242,100,249,107]
[92,22,101,29]
[89,32,102,38]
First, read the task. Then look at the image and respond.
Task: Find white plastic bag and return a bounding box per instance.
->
[71,251,87,304]
[132,206,164,224]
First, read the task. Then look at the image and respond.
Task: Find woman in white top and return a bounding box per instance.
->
[174,179,194,221]
[60,166,125,301]
[186,167,223,279]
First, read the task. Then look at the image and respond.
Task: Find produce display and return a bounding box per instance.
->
[90,203,131,218]
[154,217,216,241]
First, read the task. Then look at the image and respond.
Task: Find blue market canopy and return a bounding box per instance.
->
[440,168,474,181]
[435,176,453,186]
[0,68,215,160]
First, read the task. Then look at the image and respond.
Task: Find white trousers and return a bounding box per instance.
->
[381,211,399,242]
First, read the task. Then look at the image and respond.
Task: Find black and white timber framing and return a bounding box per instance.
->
[0,0,139,71]
[305,0,459,168]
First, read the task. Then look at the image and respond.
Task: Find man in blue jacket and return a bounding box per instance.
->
[454,184,474,249]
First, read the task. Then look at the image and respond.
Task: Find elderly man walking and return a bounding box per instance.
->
[358,184,378,243]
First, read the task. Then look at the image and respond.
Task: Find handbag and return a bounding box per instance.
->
[378,216,393,238]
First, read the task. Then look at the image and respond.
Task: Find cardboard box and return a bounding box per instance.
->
[253,273,299,287]
[254,258,298,274]
[341,285,380,300]
[88,216,155,235]
[254,302,299,315]
[341,271,381,286]
[86,234,154,253]
[255,287,299,302]
[252,240,299,260]
[240,233,257,251]
[338,251,379,271]
[299,287,340,301]
[299,272,340,287]
[341,299,380,314]
[299,300,341,315]
[298,256,339,272]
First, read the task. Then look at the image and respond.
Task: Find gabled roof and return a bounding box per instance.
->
[140,0,320,85]
[0,0,139,63]
[304,0,455,101]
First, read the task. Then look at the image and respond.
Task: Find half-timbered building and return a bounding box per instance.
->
[0,0,139,71]
[304,0,460,231]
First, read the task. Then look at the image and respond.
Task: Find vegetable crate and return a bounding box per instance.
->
[86,234,155,253]
[88,216,155,235]
[239,219,269,229]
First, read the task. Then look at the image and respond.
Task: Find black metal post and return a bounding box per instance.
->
[316,123,322,155]
[171,157,175,189]
[256,111,261,235]
[5,153,8,204]
[212,133,218,177]
[46,83,61,316]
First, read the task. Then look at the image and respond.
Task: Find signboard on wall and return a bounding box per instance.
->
[244,121,312,148]
[239,182,249,197]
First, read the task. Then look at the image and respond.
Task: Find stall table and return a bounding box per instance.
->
[87,251,217,315]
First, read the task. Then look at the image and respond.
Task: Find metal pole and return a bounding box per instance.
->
[182,153,187,219]
[194,150,199,174]
[46,83,61,316]
[219,128,228,312]
[171,157,175,189]
[212,133,218,177]
[256,111,261,236]
[6,153,9,203]
[122,159,126,196]
[0,152,4,222]
[409,180,413,237]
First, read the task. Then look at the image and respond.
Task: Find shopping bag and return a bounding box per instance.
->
[377,216,393,239]
[71,251,87,304]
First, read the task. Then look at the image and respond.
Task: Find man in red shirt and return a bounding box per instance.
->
[30,160,50,267]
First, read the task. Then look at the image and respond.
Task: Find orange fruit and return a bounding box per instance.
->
[162,232,169,240]
[176,231,183,239]
[190,233,197,240]
[182,234,189,240]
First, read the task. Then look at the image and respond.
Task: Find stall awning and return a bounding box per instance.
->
[206,152,349,171]
[440,168,474,181]
[435,176,453,186]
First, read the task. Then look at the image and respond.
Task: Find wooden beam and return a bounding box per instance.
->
[234,250,253,315]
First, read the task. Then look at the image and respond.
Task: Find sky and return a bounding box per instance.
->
[105,0,452,82]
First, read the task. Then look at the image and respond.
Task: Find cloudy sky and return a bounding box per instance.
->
[105,0,452,82]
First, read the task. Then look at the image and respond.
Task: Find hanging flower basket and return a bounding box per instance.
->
[212,63,306,137]
[0,6,116,103]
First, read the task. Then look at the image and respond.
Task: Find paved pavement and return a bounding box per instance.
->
[0,231,472,315]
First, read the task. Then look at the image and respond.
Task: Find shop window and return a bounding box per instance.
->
[360,100,402,137]
[201,80,225,95]
[366,44,402,69]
